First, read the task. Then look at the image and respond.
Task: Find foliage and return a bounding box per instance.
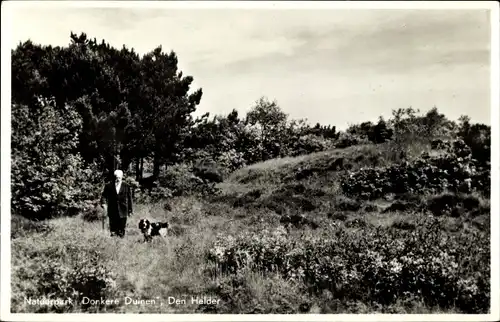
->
[12,241,118,313]
[457,115,490,166]
[81,202,104,223]
[341,139,490,200]
[11,33,203,178]
[335,132,370,149]
[217,149,248,172]
[303,122,337,139]
[11,214,54,239]
[182,103,337,177]
[192,158,226,183]
[246,97,289,161]
[135,161,223,203]
[346,117,393,144]
[290,134,334,156]
[11,98,100,219]
[207,217,490,313]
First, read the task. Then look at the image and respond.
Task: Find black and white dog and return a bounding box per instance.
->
[138,218,169,243]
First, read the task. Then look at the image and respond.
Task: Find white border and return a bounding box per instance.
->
[1,0,499,10]
[1,1,499,322]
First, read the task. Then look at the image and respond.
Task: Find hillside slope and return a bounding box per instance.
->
[11,142,490,314]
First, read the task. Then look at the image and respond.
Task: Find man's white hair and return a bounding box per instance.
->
[114,169,123,178]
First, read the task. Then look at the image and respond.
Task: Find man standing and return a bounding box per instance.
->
[100,169,133,238]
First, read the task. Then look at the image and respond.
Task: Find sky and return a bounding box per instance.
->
[6,2,493,130]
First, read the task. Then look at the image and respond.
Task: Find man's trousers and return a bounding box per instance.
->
[109,216,127,238]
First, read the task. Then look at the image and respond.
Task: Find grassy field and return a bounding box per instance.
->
[11,144,490,314]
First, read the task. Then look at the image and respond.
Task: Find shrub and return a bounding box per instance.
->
[39,255,117,312]
[233,189,263,208]
[123,176,139,190]
[335,132,370,149]
[382,201,422,213]
[329,212,348,221]
[431,139,451,150]
[290,134,333,157]
[362,204,380,212]
[457,117,490,166]
[139,163,221,200]
[12,243,118,313]
[341,142,490,200]
[347,118,393,144]
[204,270,311,314]
[82,202,104,223]
[426,193,484,217]
[280,214,319,230]
[391,218,416,230]
[334,196,362,212]
[344,217,368,229]
[11,98,100,219]
[11,214,53,239]
[206,216,490,313]
[260,191,317,214]
[216,149,247,172]
[192,159,225,183]
[136,186,174,204]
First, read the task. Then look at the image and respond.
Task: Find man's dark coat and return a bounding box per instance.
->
[101,182,133,219]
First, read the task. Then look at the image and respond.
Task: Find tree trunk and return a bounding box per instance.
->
[153,156,161,179]
[121,157,132,174]
[135,158,141,181]
[153,141,161,179]
[106,153,115,182]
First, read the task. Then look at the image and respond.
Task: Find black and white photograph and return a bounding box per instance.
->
[1,1,499,321]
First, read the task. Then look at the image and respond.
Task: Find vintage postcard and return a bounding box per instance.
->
[1,1,499,321]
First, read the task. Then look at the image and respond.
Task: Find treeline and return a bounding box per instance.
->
[11,32,490,219]
[12,32,202,181]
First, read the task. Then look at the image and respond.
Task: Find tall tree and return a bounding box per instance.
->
[139,46,202,178]
[246,97,288,160]
[11,33,203,181]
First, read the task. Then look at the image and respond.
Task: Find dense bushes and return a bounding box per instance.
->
[457,116,491,167]
[187,106,483,179]
[207,217,490,313]
[11,214,54,239]
[289,134,334,156]
[182,101,339,174]
[136,163,221,203]
[341,140,490,200]
[12,240,118,313]
[345,118,393,145]
[11,98,101,219]
[426,193,489,218]
[332,132,369,149]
